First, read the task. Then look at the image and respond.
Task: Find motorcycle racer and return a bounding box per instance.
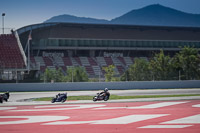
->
[100,88,110,97]
[93,88,110,101]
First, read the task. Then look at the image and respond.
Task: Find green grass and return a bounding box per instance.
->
[34,94,200,101]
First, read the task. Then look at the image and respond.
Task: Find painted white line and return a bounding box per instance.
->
[43,121,93,125]
[128,102,188,109]
[0,107,17,110]
[192,104,200,107]
[44,114,168,125]
[35,104,105,108]
[163,114,200,124]
[0,116,69,125]
[93,107,127,110]
[139,125,192,128]
[92,114,168,124]
[94,102,189,110]
[10,104,105,112]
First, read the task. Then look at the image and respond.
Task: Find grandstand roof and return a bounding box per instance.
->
[17,22,200,41]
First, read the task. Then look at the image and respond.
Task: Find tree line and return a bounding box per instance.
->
[41,66,88,82]
[121,46,200,81]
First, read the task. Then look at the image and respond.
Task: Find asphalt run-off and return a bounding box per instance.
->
[0,100,200,133]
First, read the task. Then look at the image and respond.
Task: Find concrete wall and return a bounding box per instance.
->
[0,80,200,92]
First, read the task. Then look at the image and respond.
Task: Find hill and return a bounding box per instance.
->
[111,4,200,27]
[45,14,109,24]
[44,4,200,27]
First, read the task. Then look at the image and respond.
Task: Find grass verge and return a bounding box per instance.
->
[34,94,200,101]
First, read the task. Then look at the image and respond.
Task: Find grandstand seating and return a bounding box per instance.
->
[54,56,65,66]
[79,57,90,66]
[29,55,136,77]
[71,57,80,66]
[117,57,126,65]
[96,57,107,66]
[0,34,26,69]
[84,66,95,76]
[34,56,45,66]
[74,57,82,66]
[116,66,124,75]
[43,57,53,66]
[88,57,98,66]
[62,57,73,66]
[104,57,113,66]
[123,57,134,66]
[92,66,102,76]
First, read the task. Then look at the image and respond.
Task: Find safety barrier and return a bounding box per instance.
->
[0,80,200,92]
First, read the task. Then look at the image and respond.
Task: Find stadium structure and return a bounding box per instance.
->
[1,22,200,81]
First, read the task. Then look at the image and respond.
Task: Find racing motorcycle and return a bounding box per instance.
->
[3,92,10,102]
[93,92,110,102]
[0,92,10,103]
[51,93,67,103]
[0,94,3,103]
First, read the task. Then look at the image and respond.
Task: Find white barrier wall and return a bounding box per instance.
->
[0,80,200,92]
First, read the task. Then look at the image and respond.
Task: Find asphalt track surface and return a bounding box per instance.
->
[0,100,200,133]
[4,88,200,101]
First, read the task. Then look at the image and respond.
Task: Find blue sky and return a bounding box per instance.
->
[1,0,200,33]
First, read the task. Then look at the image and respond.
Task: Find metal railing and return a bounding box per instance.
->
[14,31,27,66]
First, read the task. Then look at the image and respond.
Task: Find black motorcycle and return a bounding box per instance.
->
[93,92,110,102]
[51,93,67,103]
[3,92,10,102]
[0,92,10,103]
[0,94,3,103]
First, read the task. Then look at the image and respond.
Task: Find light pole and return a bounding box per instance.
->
[72,67,74,82]
[99,70,101,82]
[2,13,5,34]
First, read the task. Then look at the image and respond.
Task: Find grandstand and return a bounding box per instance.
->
[1,22,200,80]
[0,33,26,80]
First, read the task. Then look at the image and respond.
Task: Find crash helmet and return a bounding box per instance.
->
[104,88,108,92]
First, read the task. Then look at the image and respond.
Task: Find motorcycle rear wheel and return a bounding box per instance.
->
[93,96,97,102]
[104,96,109,101]
[61,98,66,103]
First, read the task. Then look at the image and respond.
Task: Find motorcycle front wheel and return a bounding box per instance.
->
[51,98,56,103]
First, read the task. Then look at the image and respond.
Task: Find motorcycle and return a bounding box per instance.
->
[3,92,10,102]
[0,92,10,103]
[93,92,110,102]
[51,93,67,103]
[0,94,3,103]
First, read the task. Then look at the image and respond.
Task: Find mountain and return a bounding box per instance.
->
[44,4,200,27]
[111,4,200,27]
[45,14,109,24]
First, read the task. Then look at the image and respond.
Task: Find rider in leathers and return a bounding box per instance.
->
[99,88,110,99]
